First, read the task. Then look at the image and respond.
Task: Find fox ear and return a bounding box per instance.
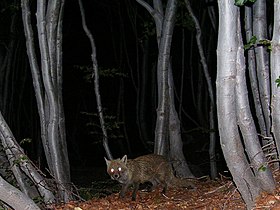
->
[121,155,127,164]
[104,157,110,166]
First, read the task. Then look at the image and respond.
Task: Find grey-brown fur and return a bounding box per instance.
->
[104,154,194,200]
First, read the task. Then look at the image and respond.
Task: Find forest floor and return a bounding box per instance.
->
[50,169,280,210]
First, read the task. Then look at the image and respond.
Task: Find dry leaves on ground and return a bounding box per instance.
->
[50,171,280,210]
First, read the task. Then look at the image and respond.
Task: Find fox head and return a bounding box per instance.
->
[104,155,129,184]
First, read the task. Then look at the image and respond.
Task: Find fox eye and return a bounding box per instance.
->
[118,167,122,172]
[110,168,114,173]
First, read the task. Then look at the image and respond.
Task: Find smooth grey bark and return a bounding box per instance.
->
[0,175,40,210]
[253,0,271,137]
[78,0,112,160]
[244,7,267,143]
[216,1,260,208]
[0,111,55,203]
[21,0,71,201]
[236,18,275,193]
[271,1,280,161]
[169,65,194,177]
[136,0,192,176]
[153,0,177,155]
[184,0,217,179]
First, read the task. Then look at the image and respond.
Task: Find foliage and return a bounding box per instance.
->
[19,138,32,145]
[81,112,124,142]
[13,154,28,166]
[74,65,127,83]
[244,36,257,50]
[141,21,156,40]
[275,76,280,88]
[244,36,272,51]
[234,0,257,6]
[176,0,194,30]
[258,165,267,172]
[259,39,272,51]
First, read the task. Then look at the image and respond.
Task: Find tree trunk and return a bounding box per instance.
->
[0,175,40,210]
[235,18,275,192]
[253,0,271,137]
[78,0,112,160]
[21,0,71,201]
[168,65,194,177]
[271,1,280,162]
[216,1,260,208]
[154,0,177,156]
[184,0,217,179]
[244,7,267,144]
[0,111,55,203]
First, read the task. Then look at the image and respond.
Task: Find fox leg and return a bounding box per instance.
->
[119,183,129,198]
[132,182,140,201]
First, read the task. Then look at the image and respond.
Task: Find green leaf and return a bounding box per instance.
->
[259,39,272,51]
[235,0,246,6]
[258,165,267,172]
[19,138,32,145]
[235,0,257,6]
[275,76,280,87]
[244,35,257,50]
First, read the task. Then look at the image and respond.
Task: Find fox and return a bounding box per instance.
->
[104,154,195,201]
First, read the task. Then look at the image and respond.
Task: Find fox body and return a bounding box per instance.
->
[104,154,194,200]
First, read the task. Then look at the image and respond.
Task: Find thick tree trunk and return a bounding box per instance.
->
[216,1,260,208]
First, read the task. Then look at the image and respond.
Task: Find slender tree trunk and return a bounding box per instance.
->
[136,0,192,176]
[154,0,177,155]
[21,0,71,201]
[78,0,112,160]
[169,65,194,177]
[235,17,275,192]
[271,1,280,162]
[253,0,271,137]
[184,0,217,179]
[244,7,267,144]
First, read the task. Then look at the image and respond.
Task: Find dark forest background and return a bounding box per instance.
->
[1,0,221,183]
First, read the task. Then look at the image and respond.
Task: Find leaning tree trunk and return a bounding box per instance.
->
[0,175,40,210]
[216,0,261,208]
[21,0,71,201]
[0,111,55,203]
